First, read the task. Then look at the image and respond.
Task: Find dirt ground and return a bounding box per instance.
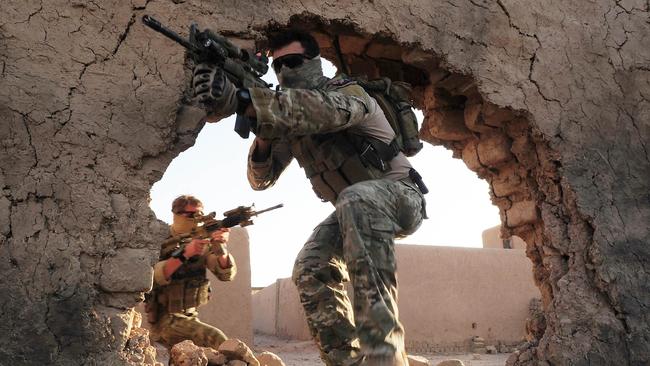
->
[153,333,511,365]
[252,333,511,366]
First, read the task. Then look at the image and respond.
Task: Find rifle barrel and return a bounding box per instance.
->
[142,15,196,51]
[254,203,284,215]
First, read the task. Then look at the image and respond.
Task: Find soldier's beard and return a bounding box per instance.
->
[277,56,323,89]
[171,214,197,234]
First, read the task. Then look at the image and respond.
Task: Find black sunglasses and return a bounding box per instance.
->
[271,53,309,73]
[177,210,201,217]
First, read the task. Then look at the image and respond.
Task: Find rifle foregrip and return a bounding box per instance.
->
[221,215,245,228]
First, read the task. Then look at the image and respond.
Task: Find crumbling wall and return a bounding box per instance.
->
[0,0,648,365]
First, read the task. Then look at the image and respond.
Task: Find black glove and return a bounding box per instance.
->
[192,63,237,118]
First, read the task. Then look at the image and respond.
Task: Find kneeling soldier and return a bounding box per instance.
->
[145,195,237,350]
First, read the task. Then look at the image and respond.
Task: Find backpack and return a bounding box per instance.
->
[353,77,424,157]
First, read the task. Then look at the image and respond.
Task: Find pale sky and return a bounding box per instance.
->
[149,60,500,287]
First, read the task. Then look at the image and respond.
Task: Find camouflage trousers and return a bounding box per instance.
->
[292,179,425,366]
[150,310,228,350]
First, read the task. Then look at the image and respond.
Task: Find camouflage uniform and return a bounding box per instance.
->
[146,230,237,350]
[246,77,425,365]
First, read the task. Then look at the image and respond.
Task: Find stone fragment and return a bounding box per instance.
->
[477,132,513,167]
[366,41,402,60]
[132,310,142,328]
[491,164,525,197]
[256,351,285,366]
[339,35,369,55]
[96,306,134,351]
[526,298,546,342]
[510,134,538,166]
[407,355,431,365]
[203,347,227,365]
[423,85,466,109]
[401,48,439,73]
[170,340,208,366]
[472,354,481,360]
[311,32,333,48]
[218,339,259,366]
[99,248,153,292]
[426,109,474,141]
[124,327,158,365]
[505,352,518,366]
[486,345,498,354]
[436,360,464,366]
[154,342,170,365]
[498,343,512,353]
[100,292,145,310]
[464,103,484,131]
[481,103,514,127]
[461,139,482,172]
[506,200,539,227]
[464,103,494,133]
[519,349,533,362]
[348,57,379,78]
[428,69,452,84]
[227,361,247,366]
[436,74,475,94]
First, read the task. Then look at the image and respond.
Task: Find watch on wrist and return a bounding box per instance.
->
[170,246,187,263]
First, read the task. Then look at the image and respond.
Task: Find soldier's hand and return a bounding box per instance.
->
[210,228,230,244]
[192,63,238,119]
[183,238,210,259]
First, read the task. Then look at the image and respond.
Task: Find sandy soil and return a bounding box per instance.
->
[252,333,511,366]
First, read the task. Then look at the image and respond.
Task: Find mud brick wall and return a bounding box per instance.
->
[1,0,648,364]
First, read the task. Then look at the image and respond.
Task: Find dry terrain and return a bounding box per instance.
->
[252,333,511,366]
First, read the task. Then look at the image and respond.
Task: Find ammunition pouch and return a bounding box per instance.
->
[291,133,398,203]
[395,101,423,156]
[355,78,423,157]
[158,276,211,314]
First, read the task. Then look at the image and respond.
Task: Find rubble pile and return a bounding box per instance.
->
[169,338,285,366]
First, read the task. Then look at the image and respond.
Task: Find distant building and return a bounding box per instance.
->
[482,225,527,249]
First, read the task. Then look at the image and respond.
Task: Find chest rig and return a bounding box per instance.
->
[289,80,400,204]
[149,240,211,316]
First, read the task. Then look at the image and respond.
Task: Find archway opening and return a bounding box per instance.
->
[147,17,551,362]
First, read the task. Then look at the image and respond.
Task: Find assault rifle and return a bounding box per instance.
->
[142,15,271,89]
[166,203,283,260]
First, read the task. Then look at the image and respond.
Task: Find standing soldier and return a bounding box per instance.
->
[192,30,425,366]
[145,195,237,350]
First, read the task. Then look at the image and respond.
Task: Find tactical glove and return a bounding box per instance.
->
[192,63,238,119]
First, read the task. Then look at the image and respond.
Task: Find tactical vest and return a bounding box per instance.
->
[289,80,400,204]
[149,241,211,317]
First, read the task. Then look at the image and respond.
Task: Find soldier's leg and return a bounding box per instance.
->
[155,312,228,350]
[335,180,424,365]
[188,315,229,349]
[292,212,362,366]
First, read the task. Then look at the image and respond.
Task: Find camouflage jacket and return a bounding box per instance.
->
[246,77,412,191]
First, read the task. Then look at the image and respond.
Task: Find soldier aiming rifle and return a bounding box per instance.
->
[145,195,281,350]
